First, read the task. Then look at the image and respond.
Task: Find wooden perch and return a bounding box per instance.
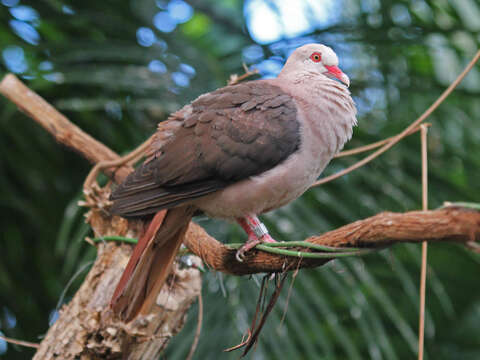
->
[186,206,480,275]
[1,74,479,359]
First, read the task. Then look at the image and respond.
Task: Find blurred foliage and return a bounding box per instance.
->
[0,0,479,359]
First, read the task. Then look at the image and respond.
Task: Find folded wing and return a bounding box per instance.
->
[110,81,301,217]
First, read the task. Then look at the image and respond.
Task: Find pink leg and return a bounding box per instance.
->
[244,215,276,243]
[235,215,276,261]
[237,217,258,242]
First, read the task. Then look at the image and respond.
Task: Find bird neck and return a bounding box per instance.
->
[278,68,323,82]
[276,70,357,155]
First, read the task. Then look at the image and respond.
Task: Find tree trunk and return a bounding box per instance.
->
[32,208,201,359]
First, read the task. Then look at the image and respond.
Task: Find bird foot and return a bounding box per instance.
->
[235,234,277,262]
[235,215,277,262]
[261,234,276,243]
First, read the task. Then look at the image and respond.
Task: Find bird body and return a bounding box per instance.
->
[194,75,356,219]
[109,44,357,320]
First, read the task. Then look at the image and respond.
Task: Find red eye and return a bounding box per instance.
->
[310,52,322,62]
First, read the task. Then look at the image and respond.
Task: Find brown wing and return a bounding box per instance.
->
[110,80,300,217]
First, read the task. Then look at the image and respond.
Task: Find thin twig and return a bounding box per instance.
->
[242,273,288,356]
[83,136,152,191]
[279,265,300,328]
[418,124,429,360]
[186,291,203,360]
[224,277,269,353]
[56,261,94,310]
[312,49,480,187]
[0,335,39,349]
[228,63,259,85]
[334,123,429,158]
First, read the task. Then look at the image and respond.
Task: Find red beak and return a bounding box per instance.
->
[324,65,350,87]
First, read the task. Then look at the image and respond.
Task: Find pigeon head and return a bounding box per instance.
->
[280,44,350,87]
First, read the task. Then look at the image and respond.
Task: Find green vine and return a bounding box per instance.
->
[91,236,376,259]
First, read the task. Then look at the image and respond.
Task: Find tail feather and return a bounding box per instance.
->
[110,210,167,306]
[110,206,194,321]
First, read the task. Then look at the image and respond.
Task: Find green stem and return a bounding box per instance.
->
[258,241,363,252]
[441,202,480,211]
[91,236,138,244]
[255,245,375,259]
[92,237,376,259]
[226,242,377,259]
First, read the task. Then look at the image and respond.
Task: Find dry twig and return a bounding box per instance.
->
[228,63,259,85]
[418,124,429,360]
[185,292,203,360]
[0,335,39,349]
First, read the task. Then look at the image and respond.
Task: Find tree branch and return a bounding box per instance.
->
[185,206,480,274]
[0,74,131,183]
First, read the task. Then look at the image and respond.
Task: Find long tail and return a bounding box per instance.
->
[110,206,194,321]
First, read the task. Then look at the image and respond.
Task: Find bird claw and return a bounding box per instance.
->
[235,234,278,262]
[235,250,245,263]
[235,238,261,262]
[234,216,277,262]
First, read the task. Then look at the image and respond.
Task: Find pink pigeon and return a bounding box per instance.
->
[109,43,357,320]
